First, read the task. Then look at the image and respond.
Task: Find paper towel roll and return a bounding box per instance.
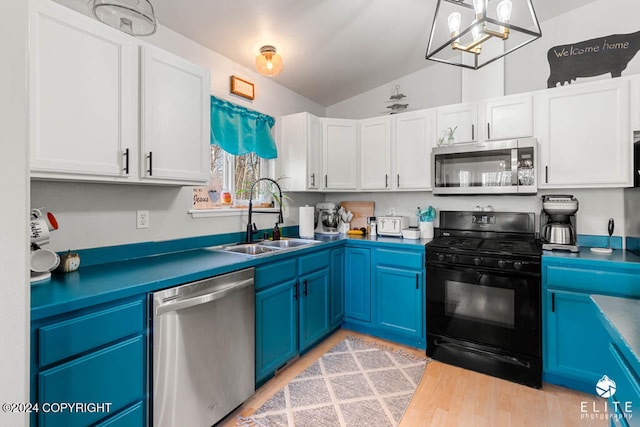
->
[299,205,315,238]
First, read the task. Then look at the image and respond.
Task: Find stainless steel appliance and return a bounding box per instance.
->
[426,211,542,388]
[151,268,255,427]
[432,138,537,195]
[315,202,340,235]
[540,195,579,252]
[376,216,408,237]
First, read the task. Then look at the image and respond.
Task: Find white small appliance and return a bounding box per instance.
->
[315,202,340,235]
[30,208,60,282]
[377,216,408,237]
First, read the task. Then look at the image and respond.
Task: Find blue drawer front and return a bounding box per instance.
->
[545,265,640,296]
[255,258,297,291]
[299,250,330,275]
[38,335,145,427]
[38,298,145,367]
[94,400,145,427]
[375,248,423,270]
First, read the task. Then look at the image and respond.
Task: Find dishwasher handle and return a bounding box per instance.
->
[155,277,253,316]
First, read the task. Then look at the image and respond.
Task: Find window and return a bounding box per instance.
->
[204,146,269,209]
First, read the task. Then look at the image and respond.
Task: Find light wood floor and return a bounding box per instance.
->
[220,329,606,426]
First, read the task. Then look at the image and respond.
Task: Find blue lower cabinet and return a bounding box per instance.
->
[375,266,423,340]
[299,268,330,352]
[38,335,145,427]
[255,278,298,384]
[329,248,345,329]
[344,247,372,323]
[94,401,145,427]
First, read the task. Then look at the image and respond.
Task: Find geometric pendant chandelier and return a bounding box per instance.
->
[426,0,541,70]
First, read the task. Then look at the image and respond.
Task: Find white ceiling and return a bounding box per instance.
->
[150,0,596,106]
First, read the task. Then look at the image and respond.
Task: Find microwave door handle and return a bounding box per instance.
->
[511,148,519,185]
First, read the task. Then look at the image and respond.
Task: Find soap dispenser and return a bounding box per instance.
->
[273,222,281,240]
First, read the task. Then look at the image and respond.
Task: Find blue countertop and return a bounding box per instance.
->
[31,235,428,322]
[591,294,640,375]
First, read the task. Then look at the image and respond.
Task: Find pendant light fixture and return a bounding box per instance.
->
[426,0,541,69]
[255,45,284,77]
[92,0,158,36]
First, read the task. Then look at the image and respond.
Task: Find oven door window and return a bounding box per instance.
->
[426,266,540,357]
[445,279,515,329]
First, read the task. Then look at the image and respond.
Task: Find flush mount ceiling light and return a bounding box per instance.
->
[92,0,157,36]
[255,45,283,77]
[426,0,541,70]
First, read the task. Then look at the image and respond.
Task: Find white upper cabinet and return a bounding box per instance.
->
[534,79,631,188]
[139,46,210,183]
[277,112,322,191]
[436,103,478,144]
[322,119,358,190]
[29,0,210,185]
[484,94,533,141]
[393,109,435,190]
[359,117,392,190]
[30,0,136,181]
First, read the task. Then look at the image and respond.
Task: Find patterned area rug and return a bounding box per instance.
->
[238,337,430,427]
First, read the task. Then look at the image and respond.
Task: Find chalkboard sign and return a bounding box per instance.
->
[547,30,640,88]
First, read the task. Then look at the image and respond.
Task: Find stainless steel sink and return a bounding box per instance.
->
[208,238,322,257]
[259,238,321,249]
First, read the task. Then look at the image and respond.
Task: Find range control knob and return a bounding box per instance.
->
[514,261,523,270]
[474,257,483,266]
[450,255,459,263]
[497,259,507,268]
[437,254,446,262]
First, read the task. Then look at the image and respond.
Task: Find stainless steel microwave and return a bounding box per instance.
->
[432,138,537,195]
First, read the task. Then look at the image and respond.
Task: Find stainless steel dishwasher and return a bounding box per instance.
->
[151,268,255,426]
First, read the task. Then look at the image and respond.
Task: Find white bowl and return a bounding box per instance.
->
[402,228,421,239]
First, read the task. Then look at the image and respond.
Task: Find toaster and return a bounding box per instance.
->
[377,216,408,237]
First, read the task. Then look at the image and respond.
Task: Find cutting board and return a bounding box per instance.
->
[340,201,375,230]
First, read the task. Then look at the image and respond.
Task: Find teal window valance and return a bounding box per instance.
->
[210,96,278,159]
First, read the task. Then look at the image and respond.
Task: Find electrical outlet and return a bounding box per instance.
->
[137,210,149,229]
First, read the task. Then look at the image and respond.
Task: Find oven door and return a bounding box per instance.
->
[426,263,540,357]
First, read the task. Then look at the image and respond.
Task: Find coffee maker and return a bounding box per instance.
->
[315,202,340,235]
[540,195,579,252]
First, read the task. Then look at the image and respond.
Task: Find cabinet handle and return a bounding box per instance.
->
[545,166,549,184]
[147,152,153,176]
[294,281,299,300]
[325,174,328,188]
[303,279,308,297]
[487,123,491,140]
[123,148,130,175]
[311,173,315,187]
[415,274,419,290]
[471,124,475,140]
[551,292,555,312]
[397,174,400,187]
[385,174,388,188]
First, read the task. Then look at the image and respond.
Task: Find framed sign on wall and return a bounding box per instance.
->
[230,75,255,100]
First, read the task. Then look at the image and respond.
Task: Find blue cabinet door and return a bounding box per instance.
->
[330,248,345,329]
[345,247,371,323]
[375,266,423,339]
[299,268,330,352]
[255,279,298,384]
[544,289,614,393]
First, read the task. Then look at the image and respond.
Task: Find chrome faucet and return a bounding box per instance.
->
[246,178,284,243]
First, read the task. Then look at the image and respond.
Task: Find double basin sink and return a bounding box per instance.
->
[210,238,322,257]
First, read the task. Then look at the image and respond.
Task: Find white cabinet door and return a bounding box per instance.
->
[535,79,631,188]
[277,112,322,191]
[393,109,435,190]
[140,46,210,184]
[484,94,533,141]
[30,0,136,180]
[322,119,358,190]
[436,103,478,144]
[359,117,391,190]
